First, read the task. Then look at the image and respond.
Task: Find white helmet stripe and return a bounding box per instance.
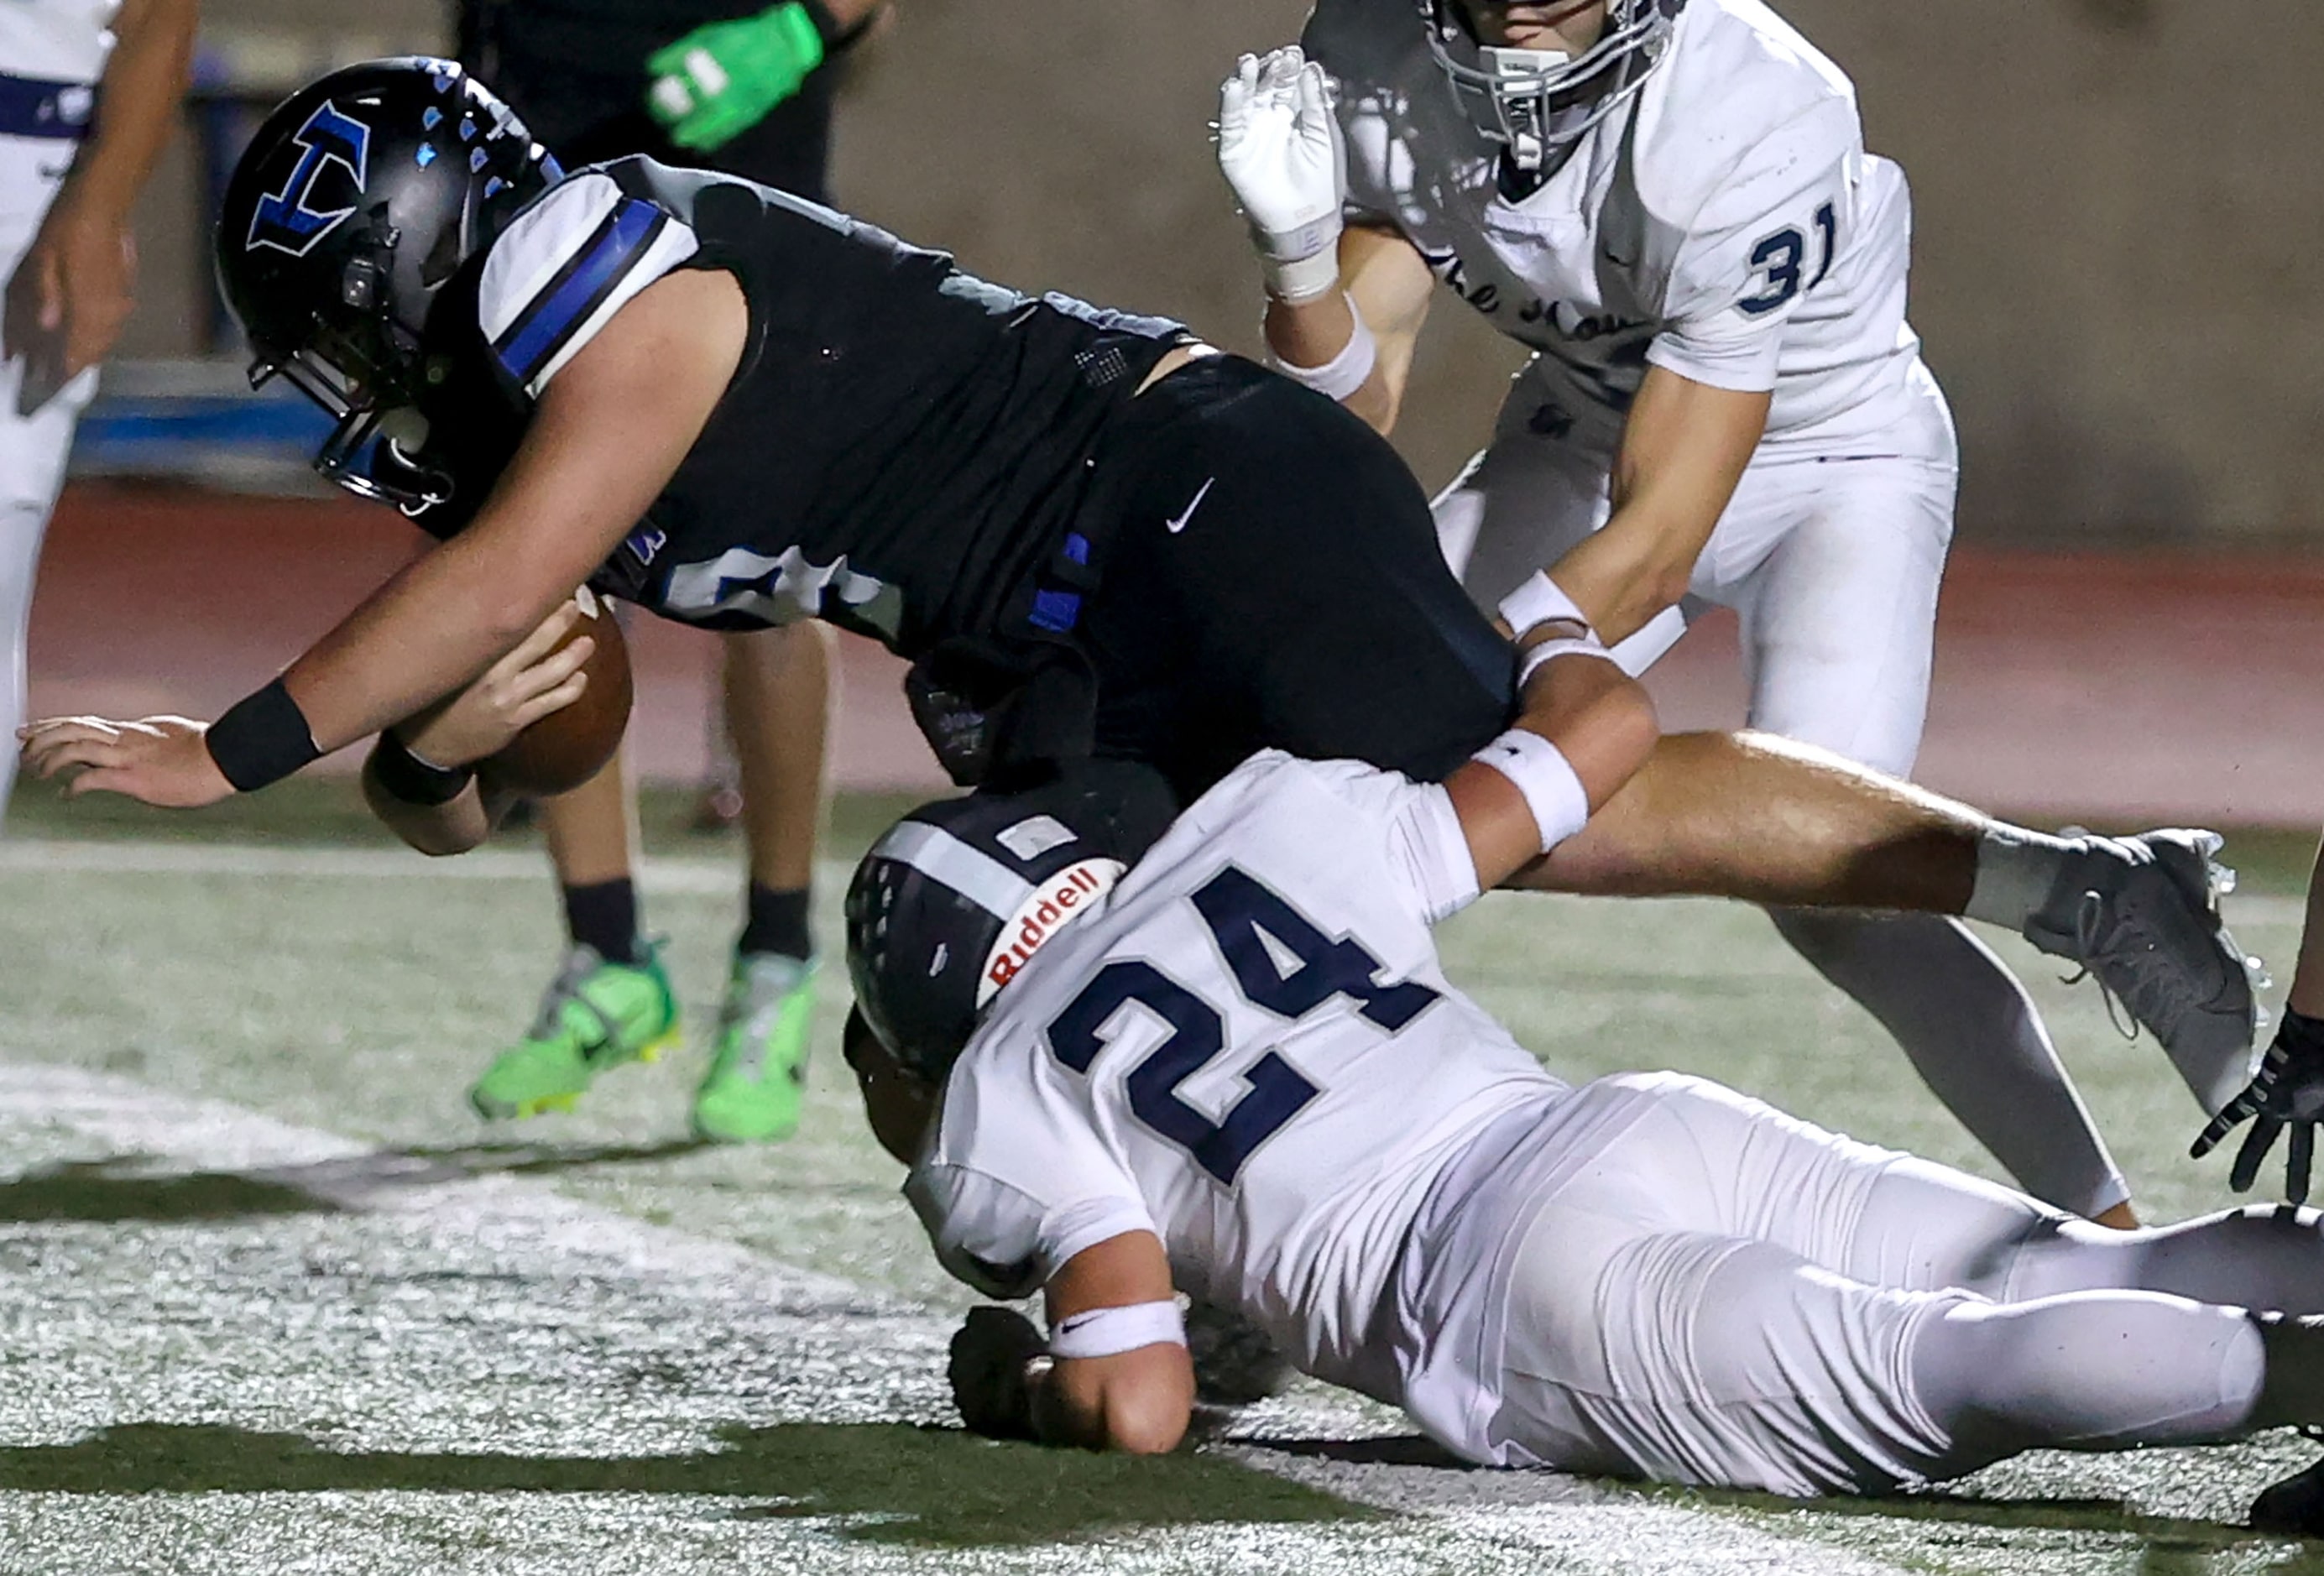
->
[875,821,1037,920]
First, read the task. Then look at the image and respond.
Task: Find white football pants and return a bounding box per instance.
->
[1423,1074,2312,1496]
[1433,365,2130,1219]
[0,134,97,825]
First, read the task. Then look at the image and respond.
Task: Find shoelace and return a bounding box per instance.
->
[717,973,800,1081]
[2066,888,2144,1045]
[528,951,624,1052]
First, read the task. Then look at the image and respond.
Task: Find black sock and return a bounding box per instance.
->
[562,879,643,966]
[738,882,812,962]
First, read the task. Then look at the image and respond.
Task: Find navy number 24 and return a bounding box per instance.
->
[1045,866,1440,1185]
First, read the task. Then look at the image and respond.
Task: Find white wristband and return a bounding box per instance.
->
[1498,571,1593,641]
[1261,248,1343,304]
[1473,728,1591,853]
[1047,1298,1188,1360]
[1517,634,1621,691]
[1267,301,1376,400]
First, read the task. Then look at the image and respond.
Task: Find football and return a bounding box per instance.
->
[483,587,633,796]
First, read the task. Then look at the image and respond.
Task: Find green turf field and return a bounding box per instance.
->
[3,783,2321,1573]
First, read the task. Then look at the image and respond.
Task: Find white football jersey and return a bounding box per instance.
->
[907,751,1561,1401]
[1308,0,1930,456]
[0,0,117,85]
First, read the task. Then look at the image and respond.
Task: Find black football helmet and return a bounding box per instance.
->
[845,761,1179,1080]
[215,58,560,511]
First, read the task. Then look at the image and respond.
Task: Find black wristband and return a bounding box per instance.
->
[368,730,475,807]
[2281,1007,2324,1058]
[205,678,321,793]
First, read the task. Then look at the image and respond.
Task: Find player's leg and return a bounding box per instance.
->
[1475,1078,2292,1491]
[1640,1072,2324,1459]
[0,370,83,824]
[0,150,97,827]
[468,741,680,1120]
[1079,363,1518,794]
[692,622,830,1143]
[1696,451,2133,1219]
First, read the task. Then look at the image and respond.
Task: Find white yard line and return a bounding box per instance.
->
[0,1057,1904,1576]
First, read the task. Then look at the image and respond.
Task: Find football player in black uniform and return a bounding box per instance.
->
[447,0,887,1145]
[18,60,2255,1138]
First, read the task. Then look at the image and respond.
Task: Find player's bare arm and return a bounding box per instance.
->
[943,1235,1191,1456]
[1447,618,1658,890]
[17,269,744,808]
[1546,364,1769,644]
[1262,224,1434,435]
[1221,49,1444,435]
[283,269,744,753]
[361,603,595,856]
[1,0,196,399]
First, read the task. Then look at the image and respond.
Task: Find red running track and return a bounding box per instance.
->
[25,485,2324,826]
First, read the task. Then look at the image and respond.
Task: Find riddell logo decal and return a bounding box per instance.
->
[977,859,1125,1004]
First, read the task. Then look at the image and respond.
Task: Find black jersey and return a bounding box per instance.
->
[401,157,1186,657]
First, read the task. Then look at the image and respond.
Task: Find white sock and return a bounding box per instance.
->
[1964,826,2081,932]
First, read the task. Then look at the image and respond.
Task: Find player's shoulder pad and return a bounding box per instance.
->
[476,161,703,400]
[1628,0,1861,229]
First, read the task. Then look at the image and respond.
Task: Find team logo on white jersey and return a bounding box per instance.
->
[978,859,1125,1004]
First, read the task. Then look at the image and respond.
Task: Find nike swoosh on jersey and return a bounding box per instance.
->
[1166,477,1215,535]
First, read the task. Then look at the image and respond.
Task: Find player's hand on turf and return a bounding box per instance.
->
[948,1306,1046,1441]
[1217,46,1347,281]
[15,713,232,807]
[394,602,592,770]
[2191,1008,2324,1203]
[2,190,135,410]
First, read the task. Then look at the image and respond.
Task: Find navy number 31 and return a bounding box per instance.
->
[1739,200,1838,316]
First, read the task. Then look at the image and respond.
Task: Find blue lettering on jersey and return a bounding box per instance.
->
[247,102,372,258]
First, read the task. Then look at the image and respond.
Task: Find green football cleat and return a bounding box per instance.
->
[692,952,817,1143]
[468,944,681,1120]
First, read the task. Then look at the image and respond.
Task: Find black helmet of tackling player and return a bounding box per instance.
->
[1420,0,1685,175]
[845,761,1180,1080]
[215,59,560,512]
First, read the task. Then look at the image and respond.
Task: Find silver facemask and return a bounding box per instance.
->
[1420,0,1685,174]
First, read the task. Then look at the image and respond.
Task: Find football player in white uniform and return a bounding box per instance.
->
[843,633,2324,1521]
[0,0,196,822]
[1210,3,2201,1227]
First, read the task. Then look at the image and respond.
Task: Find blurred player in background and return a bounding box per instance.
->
[452,0,888,1143]
[851,725,2324,1528]
[1211,3,2238,1226]
[0,0,196,824]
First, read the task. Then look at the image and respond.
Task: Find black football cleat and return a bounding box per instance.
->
[2251,1443,2324,1535]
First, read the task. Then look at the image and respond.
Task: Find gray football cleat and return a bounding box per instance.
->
[2024,828,2262,1116]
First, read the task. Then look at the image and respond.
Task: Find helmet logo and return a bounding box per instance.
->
[248,101,373,258]
[978,858,1125,1005]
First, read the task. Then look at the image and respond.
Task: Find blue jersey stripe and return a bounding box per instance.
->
[495,198,664,387]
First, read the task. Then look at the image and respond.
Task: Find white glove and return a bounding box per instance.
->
[1217,46,1347,302]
